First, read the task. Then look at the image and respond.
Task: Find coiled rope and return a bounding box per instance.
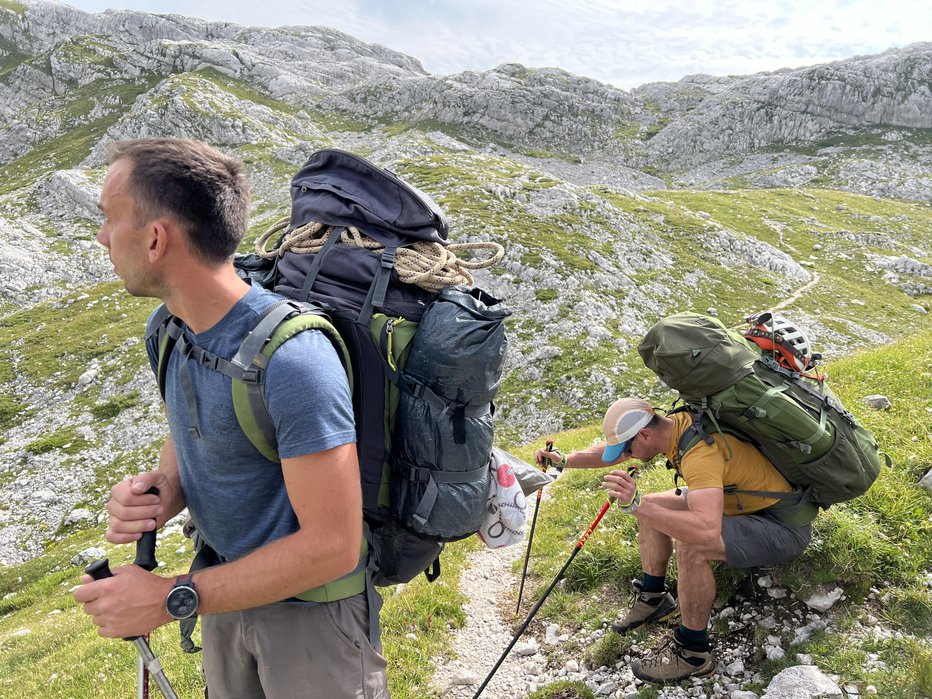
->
[255,217,505,293]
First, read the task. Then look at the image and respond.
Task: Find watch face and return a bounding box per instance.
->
[167,586,198,620]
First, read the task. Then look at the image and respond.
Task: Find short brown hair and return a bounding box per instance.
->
[107,138,250,265]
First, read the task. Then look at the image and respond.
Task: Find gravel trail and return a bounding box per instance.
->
[432,537,528,699]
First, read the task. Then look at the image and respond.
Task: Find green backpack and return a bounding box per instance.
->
[637,313,885,508]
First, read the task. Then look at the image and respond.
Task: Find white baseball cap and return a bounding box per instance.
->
[601,397,654,462]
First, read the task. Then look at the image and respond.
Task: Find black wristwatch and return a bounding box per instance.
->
[165,574,199,620]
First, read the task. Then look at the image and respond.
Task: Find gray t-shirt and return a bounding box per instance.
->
[148,285,356,561]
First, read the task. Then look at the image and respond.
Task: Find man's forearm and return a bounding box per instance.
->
[635,496,722,548]
[566,444,621,469]
[193,526,362,615]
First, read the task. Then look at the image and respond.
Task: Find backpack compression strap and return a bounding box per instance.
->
[295,224,400,326]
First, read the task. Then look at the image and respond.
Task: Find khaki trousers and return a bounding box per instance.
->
[201,592,388,698]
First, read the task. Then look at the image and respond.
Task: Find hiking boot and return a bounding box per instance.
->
[609,580,678,635]
[631,633,716,685]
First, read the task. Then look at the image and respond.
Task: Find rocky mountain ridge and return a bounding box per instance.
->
[2,1,931,199]
[0,3,930,697]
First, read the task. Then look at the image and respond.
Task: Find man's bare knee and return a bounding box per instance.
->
[674,539,726,565]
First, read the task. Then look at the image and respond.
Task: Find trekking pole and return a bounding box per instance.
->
[473,495,617,698]
[85,488,179,699]
[515,440,553,616]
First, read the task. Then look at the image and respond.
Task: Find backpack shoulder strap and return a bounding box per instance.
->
[229,300,352,463]
[145,304,184,400]
[673,407,715,468]
[675,404,807,505]
[228,300,367,612]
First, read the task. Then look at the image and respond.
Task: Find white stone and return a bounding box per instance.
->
[451,670,477,686]
[763,665,843,698]
[32,489,58,504]
[515,638,539,656]
[919,469,932,494]
[758,615,778,629]
[805,587,844,612]
[64,508,94,526]
[726,659,746,675]
[71,547,106,567]
[864,394,891,410]
[764,645,785,661]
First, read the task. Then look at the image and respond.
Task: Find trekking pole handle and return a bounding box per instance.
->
[541,440,553,481]
[85,487,161,641]
[134,487,160,572]
[85,558,144,642]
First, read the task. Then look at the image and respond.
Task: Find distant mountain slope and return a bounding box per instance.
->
[0,0,929,567]
[2,1,931,198]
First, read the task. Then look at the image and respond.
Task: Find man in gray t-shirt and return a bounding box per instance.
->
[75,138,388,698]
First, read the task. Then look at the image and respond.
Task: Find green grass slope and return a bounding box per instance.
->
[1,328,929,698]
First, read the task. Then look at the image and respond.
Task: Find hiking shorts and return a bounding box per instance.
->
[721,511,812,569]
[201,591,388,699]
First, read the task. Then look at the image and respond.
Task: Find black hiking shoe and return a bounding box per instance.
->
[610,579,678,635]
[631,632,715,685]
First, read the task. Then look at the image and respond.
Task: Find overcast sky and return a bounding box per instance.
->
[62,0,930,89]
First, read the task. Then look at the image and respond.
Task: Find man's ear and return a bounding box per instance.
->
[147,218,172,263]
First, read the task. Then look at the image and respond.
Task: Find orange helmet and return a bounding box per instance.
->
[743,312,814,373]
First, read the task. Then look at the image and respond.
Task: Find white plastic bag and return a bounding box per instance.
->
[477,455,527,549]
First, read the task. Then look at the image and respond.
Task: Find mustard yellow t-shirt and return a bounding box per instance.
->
[664,412,793,516]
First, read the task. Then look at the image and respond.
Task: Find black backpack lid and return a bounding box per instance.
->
[290,149,450,247]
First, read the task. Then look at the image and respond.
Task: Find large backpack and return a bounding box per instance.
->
[637,312,885,508]
[167,148,509,589]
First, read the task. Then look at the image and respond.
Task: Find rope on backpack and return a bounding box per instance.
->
[255,217,505,293]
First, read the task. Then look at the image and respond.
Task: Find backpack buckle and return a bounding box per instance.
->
[241,367,263,384]
[197,353,220,371]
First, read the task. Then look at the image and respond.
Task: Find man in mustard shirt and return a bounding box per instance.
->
[537,397,817,685]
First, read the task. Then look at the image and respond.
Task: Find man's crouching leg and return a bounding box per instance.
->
[631,538,721,684]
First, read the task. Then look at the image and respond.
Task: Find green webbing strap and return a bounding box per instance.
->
[704,409,734,461]
[792,404,829,452]
[742,380,829,455]
[741,383,788,422]
[724,484,803,501]
[758,355,859,427]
